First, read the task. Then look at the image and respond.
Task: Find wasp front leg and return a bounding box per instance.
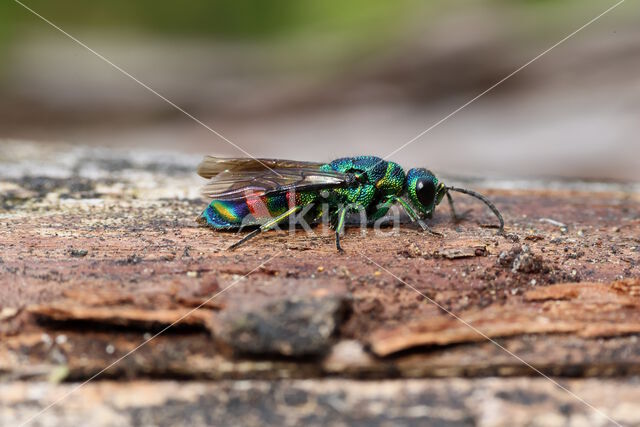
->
[446,192,471,223]
[394,197,443,237]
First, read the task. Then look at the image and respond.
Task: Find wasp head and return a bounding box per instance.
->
[405,168,447,216]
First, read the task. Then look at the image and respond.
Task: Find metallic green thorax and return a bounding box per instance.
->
[319,156,405,218]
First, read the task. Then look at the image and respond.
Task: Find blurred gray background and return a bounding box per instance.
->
[1,0,638,181]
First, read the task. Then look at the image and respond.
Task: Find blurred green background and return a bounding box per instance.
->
[1,0,638,180]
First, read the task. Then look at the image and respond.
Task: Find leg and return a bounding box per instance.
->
[366,197,395,226]
[394,197,443,237]
[446,191,472,223]
[446,186,504,233]
[228,206,300,250]
[334,205,349,252]
[446,192,457,220]
[446,191,465,222]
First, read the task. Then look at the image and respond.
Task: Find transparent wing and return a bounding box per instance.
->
[198,157,349,201]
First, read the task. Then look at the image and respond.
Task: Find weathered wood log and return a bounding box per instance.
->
[1,141,638,426]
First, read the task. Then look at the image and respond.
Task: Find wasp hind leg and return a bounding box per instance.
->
[228,206,301,250]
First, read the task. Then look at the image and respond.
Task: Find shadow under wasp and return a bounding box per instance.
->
[197,156,504,252]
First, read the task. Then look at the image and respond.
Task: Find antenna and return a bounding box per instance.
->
[446,186,504,232]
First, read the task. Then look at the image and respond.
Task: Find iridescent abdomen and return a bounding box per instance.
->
[201,190,318,229]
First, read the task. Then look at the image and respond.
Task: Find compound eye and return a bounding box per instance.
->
[416,178,436,207]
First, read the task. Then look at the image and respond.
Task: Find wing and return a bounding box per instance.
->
[197,156,328,179]
[198,157,350,201]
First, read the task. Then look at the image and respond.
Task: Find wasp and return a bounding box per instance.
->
[197,156,504,251]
